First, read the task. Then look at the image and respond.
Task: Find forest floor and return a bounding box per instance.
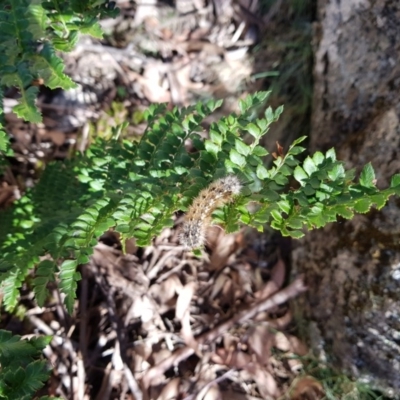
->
[0,1,369,399]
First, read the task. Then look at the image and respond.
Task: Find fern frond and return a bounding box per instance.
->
[0,330,55,400]
[0,0,119,122]
[0,92,399,313]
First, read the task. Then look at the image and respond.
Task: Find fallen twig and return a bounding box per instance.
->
[142,277,307,387]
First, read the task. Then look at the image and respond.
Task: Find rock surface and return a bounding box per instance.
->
[293,0,400,395]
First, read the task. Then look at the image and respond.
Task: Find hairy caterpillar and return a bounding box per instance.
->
[179,175,242,249]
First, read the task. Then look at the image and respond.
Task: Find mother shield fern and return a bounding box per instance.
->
[0,92,399,313]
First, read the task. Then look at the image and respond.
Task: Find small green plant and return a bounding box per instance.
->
[0,330,59,400]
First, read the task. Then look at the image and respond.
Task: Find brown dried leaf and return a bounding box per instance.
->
[133,0,159,26]
[276,141,284,157]
[174,58,204,92]
[220,278,235,307]
[270,256,286,289]
[45,130,65,146]
[273,332,308,356]
[176,281,197,348]
[253,280,279,300]
[150,274,183,306]
[125,237,138,254]
[151,348,173,366]
[222,333,239,351]
[210,272,230,300]
[0,185,18,208]
[214,349,252,369]
[221,390,261,400]
[92,243,119,269]
[157,377,181,400]
[235,266,253,296]
[253,368,280,399]
[273,331,291,352]
[287,334,309,357]
[132,342,152,377]
[167,69,186,106]
[136,295,157,324]
[208,230,238,271]
[247,324,274,366]
[10,123,32,147]
[132,61,171,103]
[199,384,222,400]
[289,376,325,400]
[266,309,293,329]
[175,281,196,320]
[287,358,304,374]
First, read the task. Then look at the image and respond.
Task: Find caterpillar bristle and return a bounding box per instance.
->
[179,175,242,249]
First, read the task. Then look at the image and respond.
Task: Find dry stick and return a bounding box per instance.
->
[28,315,54,336]
[96,273,144,400]
[147,250,178,280]
[79,265,89,364]
[142,277,307,388]
[78,266,89,400]
[156,259,188,283]
[53,288,76,400]
[77,358,86,400]
[95,362,113,400]
[123,363,143,400]
[29,312,82,399]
